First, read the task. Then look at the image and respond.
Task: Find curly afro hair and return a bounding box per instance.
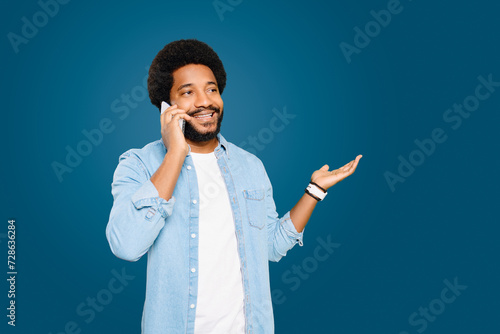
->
[147,39,227,111]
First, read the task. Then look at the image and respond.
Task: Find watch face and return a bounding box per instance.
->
[307,184,326,200]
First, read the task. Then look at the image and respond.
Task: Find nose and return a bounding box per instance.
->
[194,91,210,109]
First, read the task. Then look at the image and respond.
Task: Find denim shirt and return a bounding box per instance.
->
[106,132,304,334]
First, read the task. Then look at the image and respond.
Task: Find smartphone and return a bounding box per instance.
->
[161,101,185,134]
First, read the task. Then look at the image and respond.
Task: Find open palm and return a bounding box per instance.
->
[311,155,363,190]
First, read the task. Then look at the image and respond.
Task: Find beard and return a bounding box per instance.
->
[184,106,223,142]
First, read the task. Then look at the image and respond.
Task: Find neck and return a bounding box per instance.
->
[186,137,219,153]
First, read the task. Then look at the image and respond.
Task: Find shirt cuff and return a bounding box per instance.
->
[280,211,304,246]
[131,179,176,218]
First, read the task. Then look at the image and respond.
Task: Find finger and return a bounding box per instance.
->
[167,113,183,132]
[160,103,182,128]
[176,113,192,122]
[320,164,329,171]
[161,107,175,124]
[337,161,350,171]
[161,103,177,117]
[347,155,362,173]
[344,154,362,170]
[163,106,187,124]
[339,160,354,171]
[170,113,192,128]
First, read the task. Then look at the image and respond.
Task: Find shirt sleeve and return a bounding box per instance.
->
[106,151,176,262]
[260,161,304,262]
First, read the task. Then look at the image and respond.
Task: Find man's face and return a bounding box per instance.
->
[169,64,224,142]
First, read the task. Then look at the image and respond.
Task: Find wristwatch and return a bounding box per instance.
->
[305,181,327,201]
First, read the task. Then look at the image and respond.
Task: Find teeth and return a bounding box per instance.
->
[194,113,213,118]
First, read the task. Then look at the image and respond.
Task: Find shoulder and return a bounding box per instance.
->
[117,138,165,167]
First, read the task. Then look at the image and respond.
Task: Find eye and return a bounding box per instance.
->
[182,90,193,96]
[208,88,218,93]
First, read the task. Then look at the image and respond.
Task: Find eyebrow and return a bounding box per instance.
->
[177,81,218,92]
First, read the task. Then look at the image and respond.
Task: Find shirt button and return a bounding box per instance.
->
[191,268,196,273]
[192,199,197,204]
[187,165,192,170]
[190,304,195,309]
[191,233,196,238]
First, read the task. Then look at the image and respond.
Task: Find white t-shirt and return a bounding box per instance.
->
[191,151,245,334]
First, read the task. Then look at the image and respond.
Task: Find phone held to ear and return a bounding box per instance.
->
[161,101,185,134]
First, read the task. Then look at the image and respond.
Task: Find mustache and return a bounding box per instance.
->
[188,105,220,116]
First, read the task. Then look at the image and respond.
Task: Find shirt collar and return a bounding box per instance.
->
[216,132,230,159]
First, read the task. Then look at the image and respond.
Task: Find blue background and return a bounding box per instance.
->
[2,0,499,333]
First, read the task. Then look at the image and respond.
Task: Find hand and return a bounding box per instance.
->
[160,104,193,156]
[311,155,363,190]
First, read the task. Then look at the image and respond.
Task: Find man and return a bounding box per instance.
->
[106,39,362,334]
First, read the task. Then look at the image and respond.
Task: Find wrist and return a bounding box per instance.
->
[166,148,187,159]
[309,181,327,192]
[305,182,328,201]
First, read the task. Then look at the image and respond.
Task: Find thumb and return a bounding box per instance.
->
[320,164,329,171]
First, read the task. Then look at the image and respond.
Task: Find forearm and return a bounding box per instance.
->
[150,150,186,201]
[289,192,318,233]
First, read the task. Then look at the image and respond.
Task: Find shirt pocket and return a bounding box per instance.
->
[243,188,266,229]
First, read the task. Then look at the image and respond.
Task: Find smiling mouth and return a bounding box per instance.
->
[193,112,215,120]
